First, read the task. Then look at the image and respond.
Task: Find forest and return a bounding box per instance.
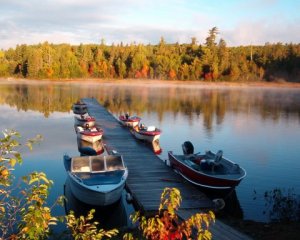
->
[0,27,300,82]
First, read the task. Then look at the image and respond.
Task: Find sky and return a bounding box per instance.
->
[0,0,300,49]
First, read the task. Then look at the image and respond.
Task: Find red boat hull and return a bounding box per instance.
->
[168,152,243,189]
[119,115,141,128]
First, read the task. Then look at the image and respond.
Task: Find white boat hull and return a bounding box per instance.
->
[68,173,125,206]
[74,115,95,128]
[118,115,141,128]
[120,121,139,128]
[132,131,160,143]
[77,133,102,143]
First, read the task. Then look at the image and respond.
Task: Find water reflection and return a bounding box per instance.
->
[214,189,244,220]
[1,82,300,130]
[64,178,129,229]
[152,140,162,155]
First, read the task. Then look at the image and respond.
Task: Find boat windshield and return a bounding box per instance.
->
[71,155,125,173]
[106,155,125,171]
[72,157,91,172]
[91,158,105,171]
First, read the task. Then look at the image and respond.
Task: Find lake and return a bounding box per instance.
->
[0,79,299,225]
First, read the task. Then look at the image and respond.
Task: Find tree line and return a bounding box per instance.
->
[0,27,300,82]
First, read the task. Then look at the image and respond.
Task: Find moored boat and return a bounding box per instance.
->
[63,154,128,206]
[74,113,96,128]
[77,139,105,156]
[132,123,161,143]
[76,125,104,143]
[72,101,88,115]
[119,114,141,128]
[168,141,246,189]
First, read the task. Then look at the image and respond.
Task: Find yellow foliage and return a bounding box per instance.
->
[131,187,215,240]
[1,169,9,178]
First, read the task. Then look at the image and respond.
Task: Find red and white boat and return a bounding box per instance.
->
[168,141,246,190]
[132,124,161,143]
[119,114,141,128]
[76,126,104,143]
[74,113,96,128]
[77,139,105,156]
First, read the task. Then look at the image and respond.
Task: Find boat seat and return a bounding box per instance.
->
[147,126,156,131]
[211,150,223,171]
[214,150,223,164]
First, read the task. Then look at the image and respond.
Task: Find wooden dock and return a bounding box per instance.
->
[83,98,252,240]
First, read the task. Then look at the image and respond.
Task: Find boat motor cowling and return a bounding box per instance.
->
[182,141,194,155]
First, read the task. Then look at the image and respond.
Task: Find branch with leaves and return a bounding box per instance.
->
[130,187,215,240]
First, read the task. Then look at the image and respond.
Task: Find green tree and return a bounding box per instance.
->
[0,50,9,77]
[203,27,220,80]
[205,27,219,49]
[27,48,43,78]
[218,38,229,76]
[115,57,127,78]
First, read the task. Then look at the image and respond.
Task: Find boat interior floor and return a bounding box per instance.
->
[176,155,241,175]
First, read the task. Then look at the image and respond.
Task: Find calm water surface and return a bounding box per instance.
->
[0,80,299,224]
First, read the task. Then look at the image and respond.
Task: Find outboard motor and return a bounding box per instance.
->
[182,141,194,155]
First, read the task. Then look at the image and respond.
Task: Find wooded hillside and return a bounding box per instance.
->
[1,27,299,82]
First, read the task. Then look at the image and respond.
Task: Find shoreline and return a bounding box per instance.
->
[1,77,300,89]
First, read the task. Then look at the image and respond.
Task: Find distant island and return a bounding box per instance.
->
[0,27,299,83]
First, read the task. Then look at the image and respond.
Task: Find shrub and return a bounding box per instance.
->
[128,187,215,240]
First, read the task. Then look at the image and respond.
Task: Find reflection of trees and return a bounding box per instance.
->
[254,188,300,222]
[0,83,299,129]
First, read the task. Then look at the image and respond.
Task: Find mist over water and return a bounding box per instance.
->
[0,80,299,223]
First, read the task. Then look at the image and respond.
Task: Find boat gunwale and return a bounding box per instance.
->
[119,115,141,123]
[133,128,161,136]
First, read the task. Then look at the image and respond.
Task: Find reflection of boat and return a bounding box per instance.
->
[119,114,141,128]
[168,141,246,189]
[72,101,88,115]
[63,154,128,206]
[64,178,129,229]
[74,113,96,128]
[77,139,104,155]
[204,188,244,219]
[151,139,162,154]
[132,123,161,143]
[76,125,104,143]
[221,189,244,219]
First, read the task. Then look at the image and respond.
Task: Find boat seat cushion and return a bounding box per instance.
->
[214,150,223,163]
